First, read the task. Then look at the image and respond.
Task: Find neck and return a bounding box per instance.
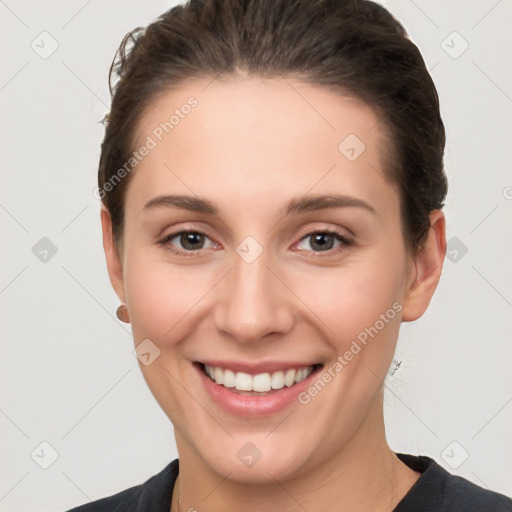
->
[171,394,420,512]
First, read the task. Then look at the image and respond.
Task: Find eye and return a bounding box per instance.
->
[295,229,353,255]
[158,228,353,257]
[158,230,218,256]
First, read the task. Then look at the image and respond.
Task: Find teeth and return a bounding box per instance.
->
[271,371,285,390]
[203,364,314,392]
[235,372,253,391]
[223,369,235,388]
[214,367,223,385]
[284,369,296,387]
[253,373,271,392]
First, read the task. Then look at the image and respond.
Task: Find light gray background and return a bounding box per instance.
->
[1,1,511,511]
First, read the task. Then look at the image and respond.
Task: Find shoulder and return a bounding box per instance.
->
[441,470,512,511]
[64,484,141,512]
[395,453,512,512]
[62,459,179,512]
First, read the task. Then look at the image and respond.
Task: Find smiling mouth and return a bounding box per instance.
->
[198,362,323,395]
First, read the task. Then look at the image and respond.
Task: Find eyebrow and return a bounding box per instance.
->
[142,194,376,216]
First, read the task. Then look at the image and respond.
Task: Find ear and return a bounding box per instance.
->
[401,209,446,322]
[100,204,125,303]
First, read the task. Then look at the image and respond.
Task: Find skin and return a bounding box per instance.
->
[101,75,446,512]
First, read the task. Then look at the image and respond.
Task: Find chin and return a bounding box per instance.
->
[189,432,321,485]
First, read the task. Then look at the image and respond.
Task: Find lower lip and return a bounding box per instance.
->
[195,363,321,418]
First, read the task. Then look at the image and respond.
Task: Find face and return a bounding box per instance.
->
[102,76,444,483]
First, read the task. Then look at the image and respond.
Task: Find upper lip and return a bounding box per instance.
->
[196,360,322,374]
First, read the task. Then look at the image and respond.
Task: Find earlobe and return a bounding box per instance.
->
[100,205,126,304]
[401,210,447,322]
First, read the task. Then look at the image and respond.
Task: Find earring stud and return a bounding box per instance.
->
[116,304,130,323]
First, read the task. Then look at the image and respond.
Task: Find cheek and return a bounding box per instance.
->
[125,244,406,345]
[124,250,219,345]
[123,222,408,347]
[288,256,405,407]
[292,257,404,338]
[123,253,216,420]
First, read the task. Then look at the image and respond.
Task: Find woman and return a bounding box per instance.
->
[67,0,512,510]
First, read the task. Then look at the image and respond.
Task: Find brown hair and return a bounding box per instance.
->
[98,0,447,257]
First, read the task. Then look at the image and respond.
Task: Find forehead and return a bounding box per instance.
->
[128,76,397,216]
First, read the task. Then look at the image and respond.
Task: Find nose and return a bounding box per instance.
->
[212,247,295,344]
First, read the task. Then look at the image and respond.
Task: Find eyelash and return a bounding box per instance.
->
[157,228,354,258]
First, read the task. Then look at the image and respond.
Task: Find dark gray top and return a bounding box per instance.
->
[64,453,512,511]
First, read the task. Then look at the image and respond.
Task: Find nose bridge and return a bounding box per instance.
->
[213,245,294,343]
